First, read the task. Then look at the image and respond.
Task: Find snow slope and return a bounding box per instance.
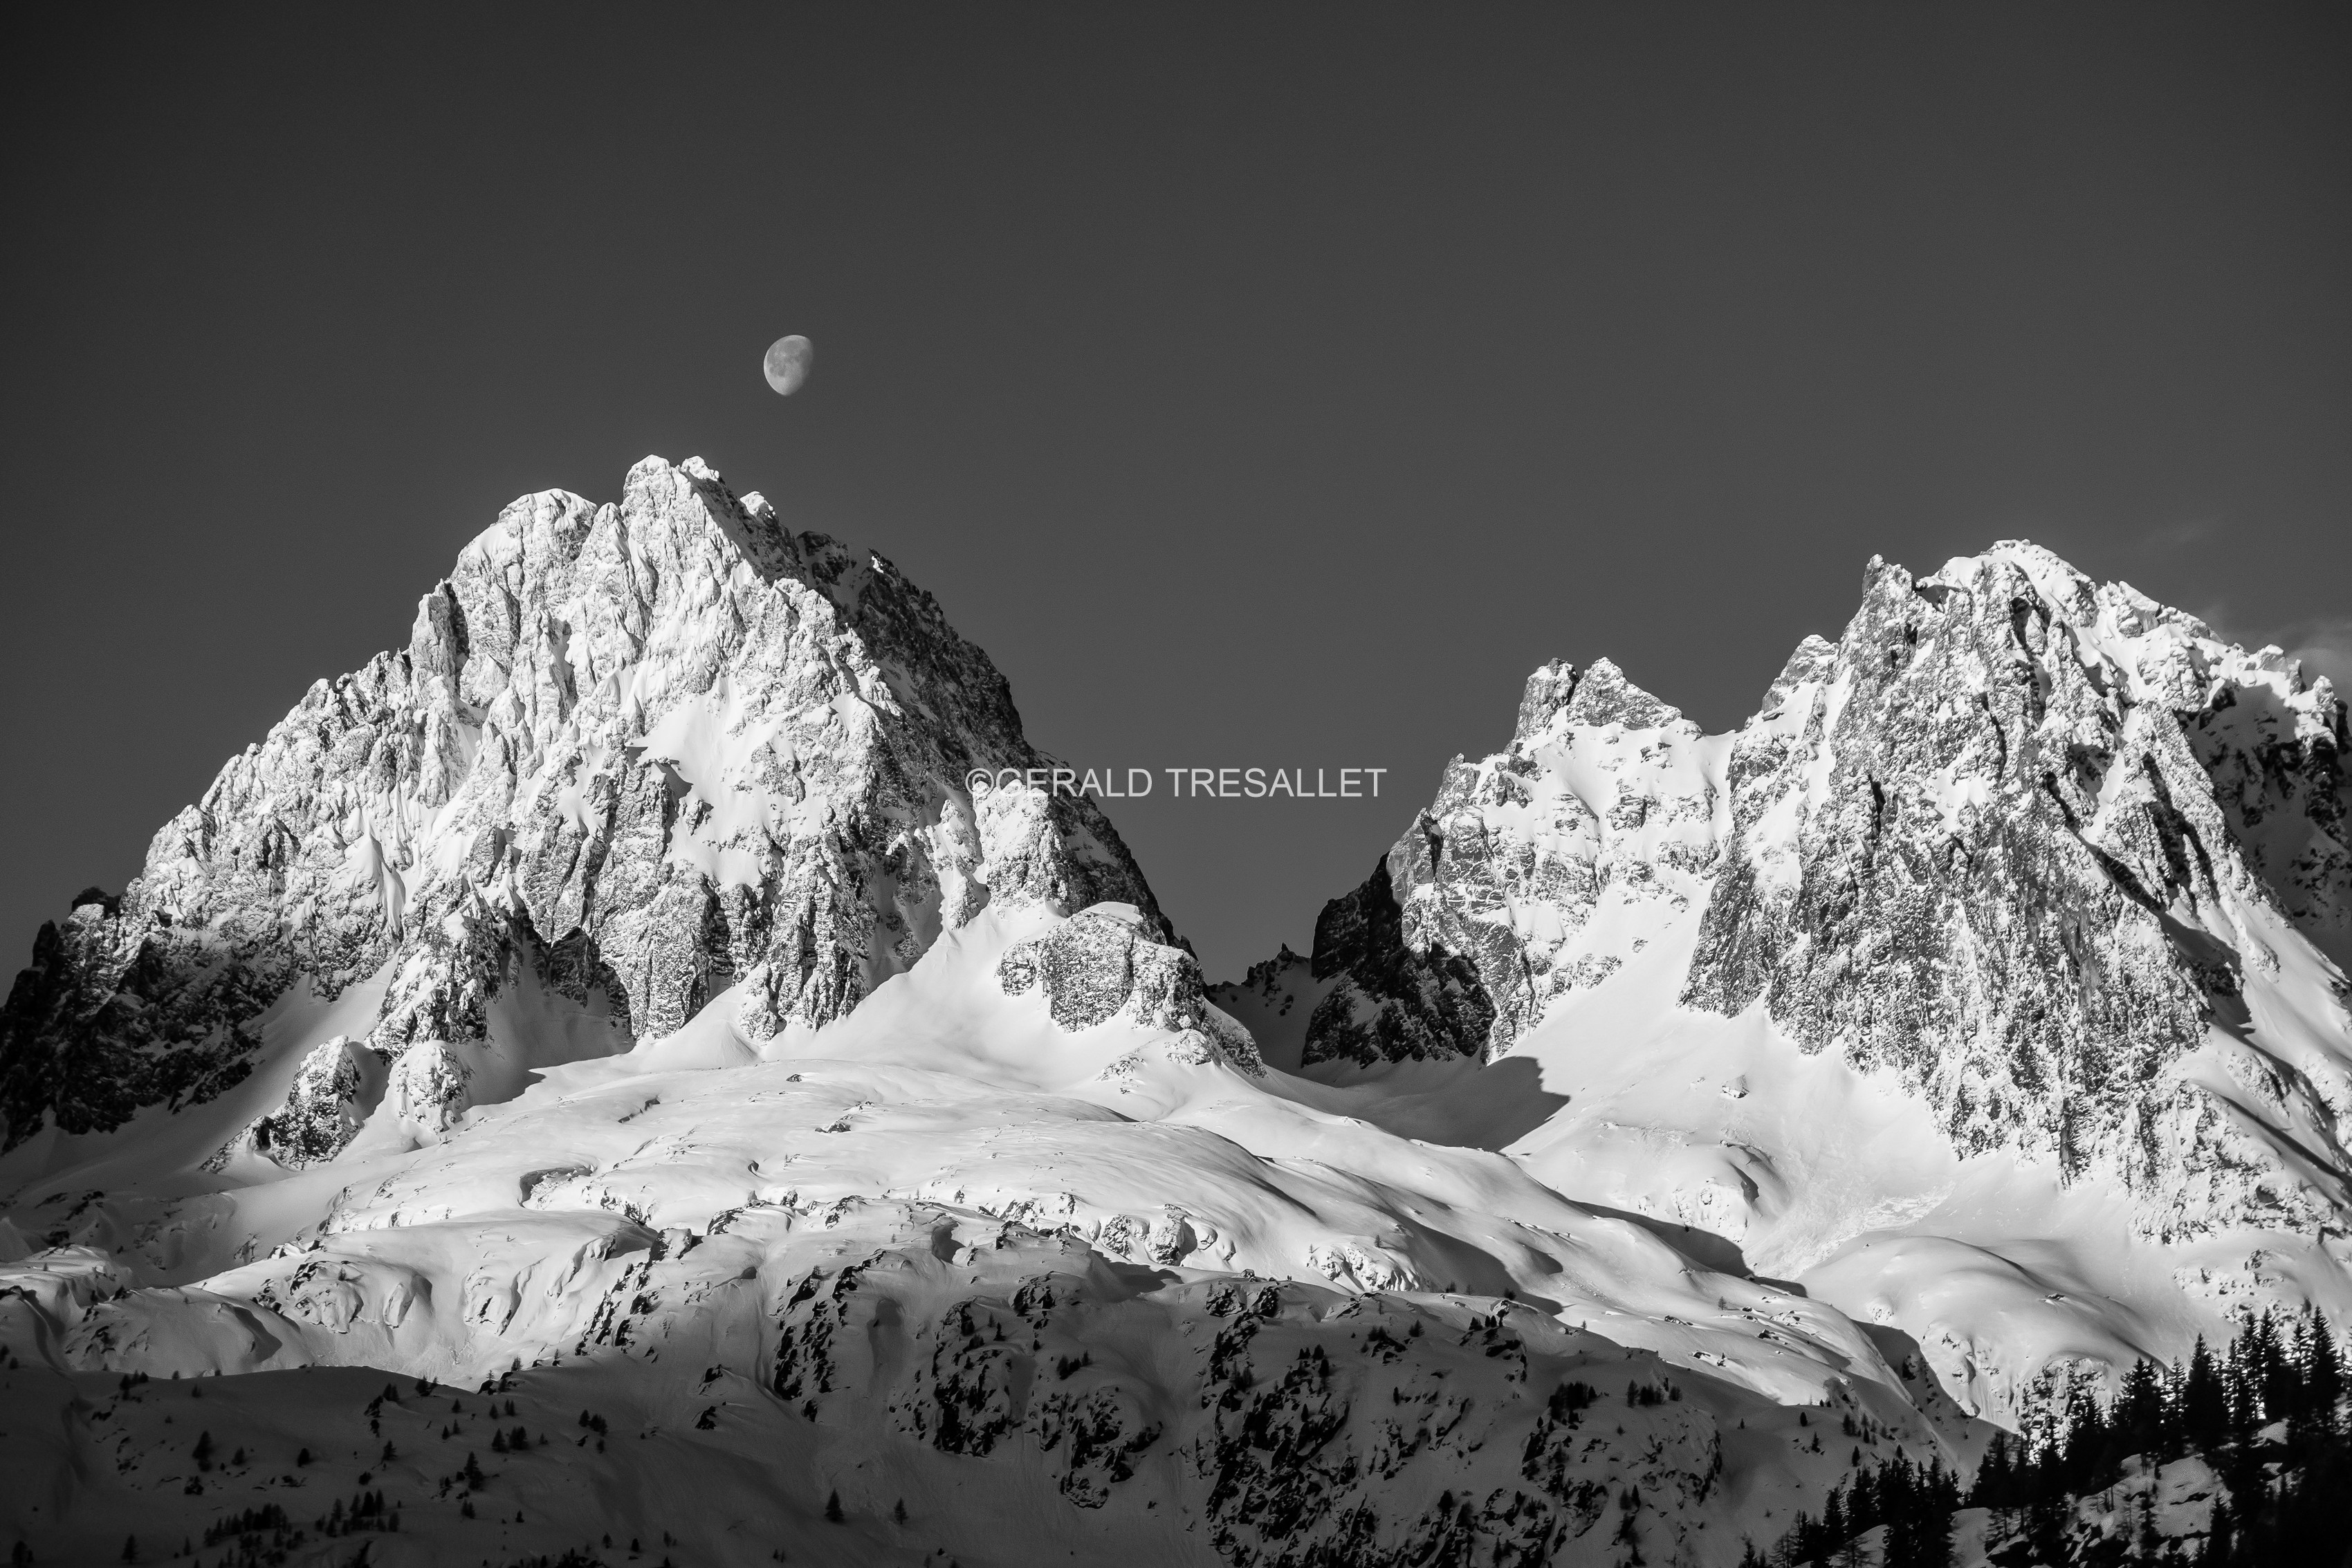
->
[1,905,1978,1567]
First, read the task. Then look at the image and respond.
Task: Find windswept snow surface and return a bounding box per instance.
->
[2,907,1977,1567]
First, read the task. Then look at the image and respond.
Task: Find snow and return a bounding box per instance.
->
[2,512,2346,1563]
[0,903,1976,1562]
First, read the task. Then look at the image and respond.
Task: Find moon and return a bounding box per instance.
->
[762,335,813,396]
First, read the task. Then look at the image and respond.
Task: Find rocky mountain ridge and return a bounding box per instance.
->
[1683,546,2352,1240]
[1248,542,2352,1247]
[0,456,1161,1175]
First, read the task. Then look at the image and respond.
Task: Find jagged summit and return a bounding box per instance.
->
[1252,538,2351,1246]
[1687,540,2352,1235]
[1514,655,1689,740]
[1213,652,1718,1066]
[0,455,1164,1172]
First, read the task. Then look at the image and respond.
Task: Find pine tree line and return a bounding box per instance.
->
[1745,1450,1963,1568]
[1972,1309,2347,1566]
[1741,1309,2349,1567]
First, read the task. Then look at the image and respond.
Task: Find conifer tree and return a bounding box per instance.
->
[2114,1358,2164,1452]
[2183,1335,2228,1448]
[2303,1314,2342,1438]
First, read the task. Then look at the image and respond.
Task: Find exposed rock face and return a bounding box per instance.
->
[1293,858,1494,1067]
[0,456,1164,1162]
[1252,544,2352,1237]
[1282,656,1722,1064]
[0,896,273,1154]
[1000,904,1264,1074]
[1386,657,1724,1058]
[1681,544,2352,1232]
[236,1037,384,1168]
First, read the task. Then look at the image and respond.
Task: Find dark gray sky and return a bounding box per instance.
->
[4,5,2347,980]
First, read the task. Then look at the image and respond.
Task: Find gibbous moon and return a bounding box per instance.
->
[762,335,813,395]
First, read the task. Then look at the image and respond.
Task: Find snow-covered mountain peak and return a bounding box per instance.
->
[0,456,1162,1182]
[1897,540,2333,726]
[1249,534,2349,1250]
[1211,652,1723,1071]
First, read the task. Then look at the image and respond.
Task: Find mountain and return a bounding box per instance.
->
[0,456,1162,1181]
[1220,540,2352,1441]
[1209,656,1724,1071]
[1686,547,2351,1240]
[2,495,2346,1567]
[1253,542,2352,1239]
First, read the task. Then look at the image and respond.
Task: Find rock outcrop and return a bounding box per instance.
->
[1000,903,1264,1074]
